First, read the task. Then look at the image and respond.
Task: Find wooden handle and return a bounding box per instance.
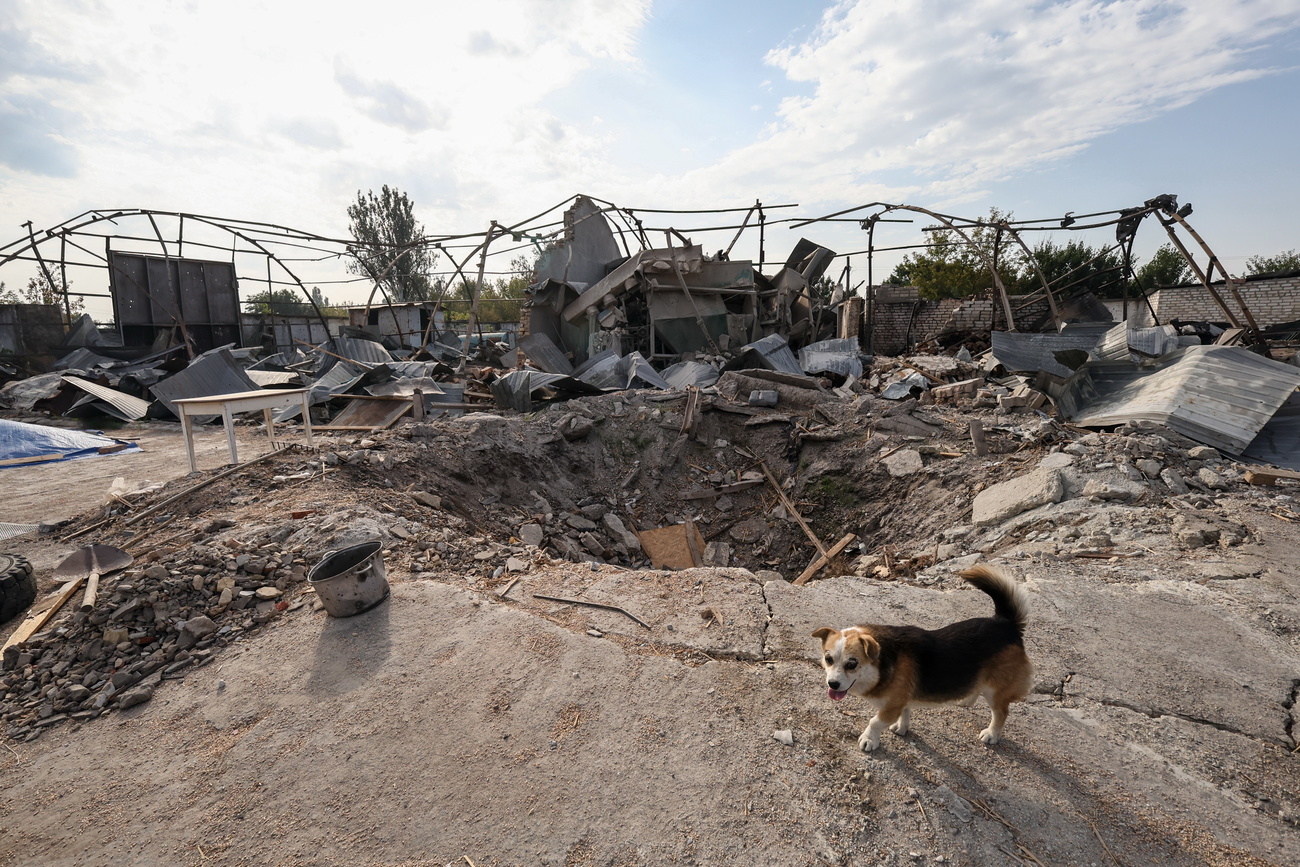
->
[80,570,101,612]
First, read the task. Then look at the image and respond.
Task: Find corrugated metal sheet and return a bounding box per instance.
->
[1051,345,1300,454]
[149,349,259,420]
[61,375,152,421]
[990,330,1103,378]
[1243,392,1300,470]
[799,338,863,379]
[738,334,804,376]
[661,361,720,390]
[518,332,575,375]
[245,370,302,387]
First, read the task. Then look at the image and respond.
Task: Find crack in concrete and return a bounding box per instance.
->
[1284,678,1299,750]
[1093,695,1291,748]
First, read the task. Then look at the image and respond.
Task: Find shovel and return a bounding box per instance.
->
[56,543,134,613]
[2,544,133,653]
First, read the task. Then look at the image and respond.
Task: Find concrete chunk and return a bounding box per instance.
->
[972,468,1064,526]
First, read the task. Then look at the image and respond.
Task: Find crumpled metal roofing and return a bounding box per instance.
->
[1050,344,1300,454]
[990,330,1103,379]
[61,375,152,421]
[799,337,863,379]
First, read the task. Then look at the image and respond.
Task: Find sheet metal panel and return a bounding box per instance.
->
[800,337,863,379]
[991,330,1104,378]
[61,375,151,420]
[1053,345,1300,454]
[149,348,259,420]
[738,334,804,377]
[1243,392,1300,470]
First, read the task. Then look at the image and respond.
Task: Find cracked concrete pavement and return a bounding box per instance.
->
[3,557,1297,866]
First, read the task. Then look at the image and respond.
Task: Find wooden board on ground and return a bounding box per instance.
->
[316,396,413,431]
[636,523,707,571]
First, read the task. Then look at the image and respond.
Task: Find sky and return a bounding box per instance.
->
[2,0,1298,307]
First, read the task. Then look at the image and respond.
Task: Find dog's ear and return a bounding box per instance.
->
[811,627,836,644]
[856,633,880,662]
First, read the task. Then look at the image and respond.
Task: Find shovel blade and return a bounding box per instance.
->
[53,544,133,580]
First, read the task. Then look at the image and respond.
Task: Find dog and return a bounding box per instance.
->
[812,563,1032,752]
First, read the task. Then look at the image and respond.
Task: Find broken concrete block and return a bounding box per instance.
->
[748,390,779,407]
[882,448,925,477]
[1039,452,1075,469]
[1187,446,1220,461]
[1135,459,1163,478]
[518,523,545,548]
[972,468,1064,526]
[1160,468,1189,494]
[1082,477,1146,501]
[1198,468,1229,490]
[411,491,442,509]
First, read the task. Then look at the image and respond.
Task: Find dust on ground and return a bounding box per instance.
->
[1,387,1298,866]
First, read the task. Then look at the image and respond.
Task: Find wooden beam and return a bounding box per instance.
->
[794,533,858,586]
[760,460,828,557]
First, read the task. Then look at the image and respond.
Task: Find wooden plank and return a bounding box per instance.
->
[2,575,86,652]
[760,460,828,558]
[1244,466,1300,486]
[794,533,858,586]
[0,453,64,467]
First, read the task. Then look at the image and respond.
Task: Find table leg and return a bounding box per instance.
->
[222,405,238,465]
[181,411,197,473]
[264,407,276,449]
[300,394,314,447]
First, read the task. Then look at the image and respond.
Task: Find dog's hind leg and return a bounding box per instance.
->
[980,690,1015,744]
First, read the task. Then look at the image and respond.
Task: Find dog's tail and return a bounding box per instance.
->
[959,564,1030,633]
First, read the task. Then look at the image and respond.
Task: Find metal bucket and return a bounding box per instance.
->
[308,541,389,618]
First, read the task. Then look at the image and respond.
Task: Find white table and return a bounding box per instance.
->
[174,388,314,472]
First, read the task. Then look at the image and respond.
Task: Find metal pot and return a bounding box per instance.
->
[308,541,389,618]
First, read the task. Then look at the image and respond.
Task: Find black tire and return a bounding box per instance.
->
[0,554,37,624]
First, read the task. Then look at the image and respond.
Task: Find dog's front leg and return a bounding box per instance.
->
[858,704,905,752]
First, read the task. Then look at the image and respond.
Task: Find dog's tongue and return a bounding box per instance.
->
[828,688,847,702]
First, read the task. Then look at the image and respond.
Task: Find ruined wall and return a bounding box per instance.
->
[867,287,1050,355]
[1125,274,1300,328]
[0,303,65,365]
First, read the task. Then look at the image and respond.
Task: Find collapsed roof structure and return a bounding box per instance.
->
[2,192,1300,468]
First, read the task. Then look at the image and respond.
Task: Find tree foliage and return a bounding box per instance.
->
[0,275,85,316]
[1245,249,1300,276]
[883,210,1205,301]
[1134,244,1192,289]
[1014,238,1127,298]
[886,209,1019,300]
[347,185,439,302]
[443,254,531,324]
[243,286,337,316]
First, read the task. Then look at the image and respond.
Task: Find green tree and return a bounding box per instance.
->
[347,185,439,302]
[1245,249,1300,275]
[1135,244,1192,288]
[886,209,1019,300]
[0,275,85,317]
[243,287,336,316]
[1015,238,1129,298]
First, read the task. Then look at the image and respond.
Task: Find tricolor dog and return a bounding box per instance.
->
[812,563,1032,751]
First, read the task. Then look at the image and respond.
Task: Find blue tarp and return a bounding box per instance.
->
[0,419,140,468]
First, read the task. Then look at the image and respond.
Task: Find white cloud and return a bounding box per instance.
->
[0,0,650,238]
[673,0,1300,207]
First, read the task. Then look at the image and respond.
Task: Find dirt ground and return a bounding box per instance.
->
[1,388,1298,866]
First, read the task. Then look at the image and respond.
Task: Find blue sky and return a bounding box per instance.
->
[1,0,1297,306]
